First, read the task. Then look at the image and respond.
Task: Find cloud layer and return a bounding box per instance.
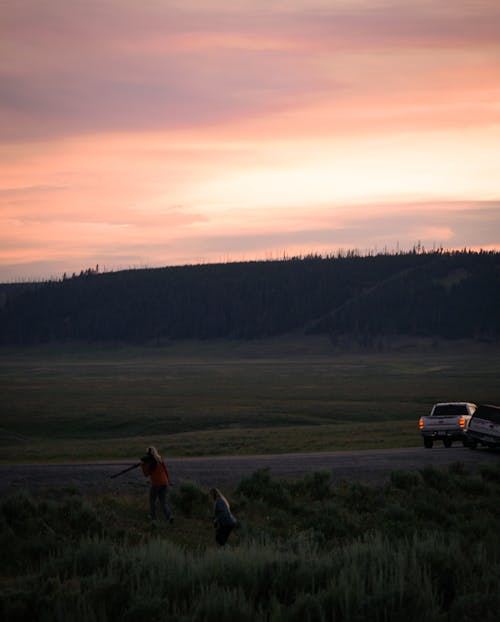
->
[1,1,500,280]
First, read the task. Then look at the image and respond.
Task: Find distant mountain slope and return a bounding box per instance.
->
[1,251,499,345]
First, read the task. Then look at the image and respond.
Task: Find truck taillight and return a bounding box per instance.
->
[419,418,424,430]
[459,417,465,429]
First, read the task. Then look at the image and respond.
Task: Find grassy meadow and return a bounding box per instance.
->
[1,463,500,621]
[1,336,499,462]
[2,335,500,620]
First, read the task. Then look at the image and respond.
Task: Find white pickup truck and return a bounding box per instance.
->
[419,402,477,448]
[466,404,500,448]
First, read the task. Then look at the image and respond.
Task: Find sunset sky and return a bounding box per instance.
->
[1,0,500,281]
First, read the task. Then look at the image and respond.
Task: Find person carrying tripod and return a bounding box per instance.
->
[141,447,174,524]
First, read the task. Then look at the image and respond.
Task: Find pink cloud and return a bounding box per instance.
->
[2,1,499,141]
[1,1,500,281]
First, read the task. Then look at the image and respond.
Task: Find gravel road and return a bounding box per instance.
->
[1,446,499,495]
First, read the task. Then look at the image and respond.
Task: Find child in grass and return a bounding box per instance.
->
[141,447,174,524]
[209,487,237,546]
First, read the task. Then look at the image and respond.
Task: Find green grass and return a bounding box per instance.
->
[2,462,500,621]
[1,336,499,462]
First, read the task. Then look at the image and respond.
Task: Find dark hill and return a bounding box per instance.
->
[0,251,499,345]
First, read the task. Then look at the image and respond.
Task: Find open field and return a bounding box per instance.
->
[1,336,499,462]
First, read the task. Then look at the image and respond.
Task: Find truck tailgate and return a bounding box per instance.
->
[421,416,461,432]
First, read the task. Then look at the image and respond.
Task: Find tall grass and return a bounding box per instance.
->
[2,461,500,621]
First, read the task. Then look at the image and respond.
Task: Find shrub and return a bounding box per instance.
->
[122,597,167,621]
[1,490,38,526]
[448,461,466,476]
[449,592,500,622]
[381,501,416,537]
[460,474,488,495]
[285,592,325,622]
[237,468,292,509]
[192,586,257,622]
[418,465,454,491]
[0,491,101,572]
[390,469,422,490]
[479,461,500,484]
[293,470,333,501]
[170,480,208,517]
[73,537,113,576]
[304,500,352,542]
[410,488,453,528]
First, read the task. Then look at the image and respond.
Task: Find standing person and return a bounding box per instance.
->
[209,487,237,546]
[141,447,173,524]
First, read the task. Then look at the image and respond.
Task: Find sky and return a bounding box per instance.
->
[1,0,500,282]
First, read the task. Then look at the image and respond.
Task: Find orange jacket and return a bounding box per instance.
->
[141,460,169,486]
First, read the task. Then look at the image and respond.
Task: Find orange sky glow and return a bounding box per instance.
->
[1,0,500,281]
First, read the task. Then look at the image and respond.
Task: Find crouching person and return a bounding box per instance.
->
[209,487,237,546]
[141,447,173,524]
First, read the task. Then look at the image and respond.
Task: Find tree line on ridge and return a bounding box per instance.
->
[0,250,498,346]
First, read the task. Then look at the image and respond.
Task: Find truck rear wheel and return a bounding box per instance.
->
[423,437,433,448]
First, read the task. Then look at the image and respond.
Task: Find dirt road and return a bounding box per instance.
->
[1,446,499,495]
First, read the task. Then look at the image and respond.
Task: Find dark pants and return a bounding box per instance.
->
[215,524,234,546]
[149,485,171,520]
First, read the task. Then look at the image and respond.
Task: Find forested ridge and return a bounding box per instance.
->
[0,250,499,345]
